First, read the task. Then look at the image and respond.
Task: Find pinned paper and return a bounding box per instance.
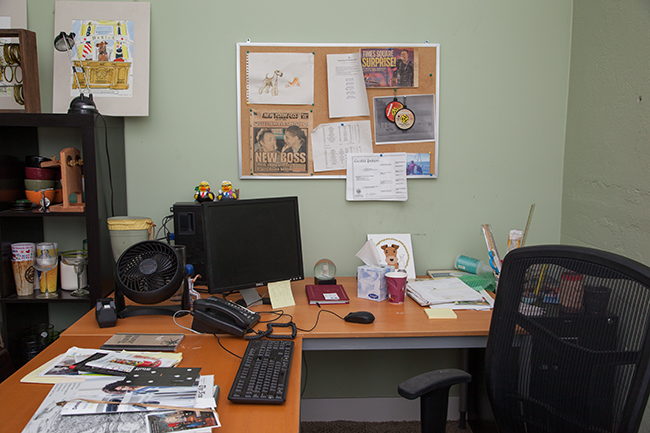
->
[268,280,296,309]
[425,308,457,319]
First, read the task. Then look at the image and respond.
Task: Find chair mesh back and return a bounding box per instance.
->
[485,245,650,433]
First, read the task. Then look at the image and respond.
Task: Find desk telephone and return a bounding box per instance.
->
[191,296,260,337]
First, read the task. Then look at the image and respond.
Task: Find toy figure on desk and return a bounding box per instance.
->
[217,180,238,201]
[194,181,215,203]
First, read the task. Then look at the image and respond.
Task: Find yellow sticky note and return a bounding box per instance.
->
[268,280,296,309]
[425,308,457,319]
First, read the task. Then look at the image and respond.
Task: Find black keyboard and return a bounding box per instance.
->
[228,339,294,404]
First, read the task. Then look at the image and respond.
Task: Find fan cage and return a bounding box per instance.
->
[115,241,182,302]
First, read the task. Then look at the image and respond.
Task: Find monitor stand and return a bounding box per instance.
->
[240,287,263,307]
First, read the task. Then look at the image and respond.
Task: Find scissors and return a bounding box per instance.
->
[489,250,501,274]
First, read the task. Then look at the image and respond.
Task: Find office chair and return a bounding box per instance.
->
[399,245,650,433]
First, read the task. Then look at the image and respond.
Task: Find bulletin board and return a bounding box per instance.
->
[237,42,439,179]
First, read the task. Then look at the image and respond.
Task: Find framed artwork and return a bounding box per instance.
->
[53,1,150,116]
[367,233,416,279]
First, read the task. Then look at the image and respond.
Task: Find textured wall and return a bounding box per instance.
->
[562,1,650,265]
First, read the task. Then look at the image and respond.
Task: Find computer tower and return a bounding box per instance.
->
[173,202,206,284]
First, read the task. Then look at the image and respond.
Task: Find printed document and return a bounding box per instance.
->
[346,152,407,201]
[407,278,494,310]
[311,121,373,172]
[326,53,370,118]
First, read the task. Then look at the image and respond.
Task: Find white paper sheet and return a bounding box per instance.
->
[326,53,370,118]
[346,153,407,201]
[247,52,314,105]
[311,121,373,172]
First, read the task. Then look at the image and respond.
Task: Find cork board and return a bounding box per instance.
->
[237,42,439,179]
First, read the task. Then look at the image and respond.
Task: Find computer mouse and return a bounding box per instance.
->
[344,311,375,324]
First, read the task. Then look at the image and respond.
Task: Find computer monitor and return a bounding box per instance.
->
[201,196,304,305]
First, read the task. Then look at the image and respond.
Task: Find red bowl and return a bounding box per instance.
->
[25,167,55,180]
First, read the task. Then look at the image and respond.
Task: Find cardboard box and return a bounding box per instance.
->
[357,265,392,301]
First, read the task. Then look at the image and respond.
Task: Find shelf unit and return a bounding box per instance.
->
[0,113,126,367]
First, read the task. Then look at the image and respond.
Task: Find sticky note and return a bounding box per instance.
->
[425,308,457,319]
[268,280,296,309]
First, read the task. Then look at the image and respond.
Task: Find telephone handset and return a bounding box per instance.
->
[190,296,261,337]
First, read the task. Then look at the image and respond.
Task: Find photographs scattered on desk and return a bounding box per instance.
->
[32,347,182,383]
[361,48,419,88]
[147,410,220,433]
[367,233,416,279]
[373,94,436,144]
[60,375,216,415]
[246,52,314,105]
[250,109,313,175]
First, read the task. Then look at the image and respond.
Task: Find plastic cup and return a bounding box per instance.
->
[386,271,408,304]
[11,243,35,296]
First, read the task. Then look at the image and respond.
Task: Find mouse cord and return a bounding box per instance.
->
[296,308,346,333]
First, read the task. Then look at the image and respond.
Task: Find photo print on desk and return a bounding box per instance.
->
[367,233,416,279]
[250,109,313,175]
[246,52,314,105]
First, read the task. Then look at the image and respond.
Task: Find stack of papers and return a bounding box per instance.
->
[407,278,495,310]
[20,347,220,433]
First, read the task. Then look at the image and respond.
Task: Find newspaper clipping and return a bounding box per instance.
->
[360,48,419,88]
[250,109,313,175]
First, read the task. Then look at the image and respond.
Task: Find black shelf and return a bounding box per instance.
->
[0,112,126,368]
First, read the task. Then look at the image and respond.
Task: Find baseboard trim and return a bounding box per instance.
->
[300,396,460,422]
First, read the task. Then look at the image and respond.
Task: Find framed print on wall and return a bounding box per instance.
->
[53,1,150,116]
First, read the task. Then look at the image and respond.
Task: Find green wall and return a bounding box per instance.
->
[562,0,650,429]
[562,0,650,263]
[27,0,574,410]
[28,0,572,277]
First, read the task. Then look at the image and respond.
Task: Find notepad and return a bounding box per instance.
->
[268,280,296,309]
[425,308,457,319]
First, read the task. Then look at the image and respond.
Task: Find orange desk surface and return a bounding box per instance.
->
[0,335,302,433]
[64,277,493,347]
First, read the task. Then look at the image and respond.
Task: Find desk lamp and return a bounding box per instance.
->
[54,31,97,114]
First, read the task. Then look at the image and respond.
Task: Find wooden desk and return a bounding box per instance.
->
[0,335,302,433]
[3,277,491,431]
[64,277,492,350]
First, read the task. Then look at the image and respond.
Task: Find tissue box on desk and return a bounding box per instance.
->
[357,265,392,301]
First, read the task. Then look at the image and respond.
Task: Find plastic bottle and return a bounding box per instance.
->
[454,255,492,275]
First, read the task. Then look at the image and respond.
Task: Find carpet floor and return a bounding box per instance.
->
[300,420,472,433]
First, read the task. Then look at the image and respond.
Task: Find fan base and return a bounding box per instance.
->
[117,305,188,319]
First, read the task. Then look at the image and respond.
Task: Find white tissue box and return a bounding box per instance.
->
[357,265,392,301]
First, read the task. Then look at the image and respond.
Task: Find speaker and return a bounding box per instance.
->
[173,202,206,284]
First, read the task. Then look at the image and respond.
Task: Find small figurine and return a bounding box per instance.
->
[217,180,238,201]
[194,181,215,203]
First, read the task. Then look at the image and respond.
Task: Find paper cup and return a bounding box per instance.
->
[11,243,36,296]
[11,242,35,262]
[386,271,408,304]
[12,259,35,296]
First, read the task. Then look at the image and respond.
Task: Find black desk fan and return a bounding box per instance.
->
[114,240,189,318]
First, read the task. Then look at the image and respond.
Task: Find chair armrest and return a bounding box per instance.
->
[398,368,471,400]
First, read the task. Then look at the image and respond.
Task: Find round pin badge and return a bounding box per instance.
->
[394,107,416,130]
[385,99,403,123]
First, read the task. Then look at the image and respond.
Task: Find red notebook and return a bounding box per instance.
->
[305,284,350,304]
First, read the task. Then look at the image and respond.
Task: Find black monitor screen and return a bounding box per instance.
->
[201,196,304,295]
